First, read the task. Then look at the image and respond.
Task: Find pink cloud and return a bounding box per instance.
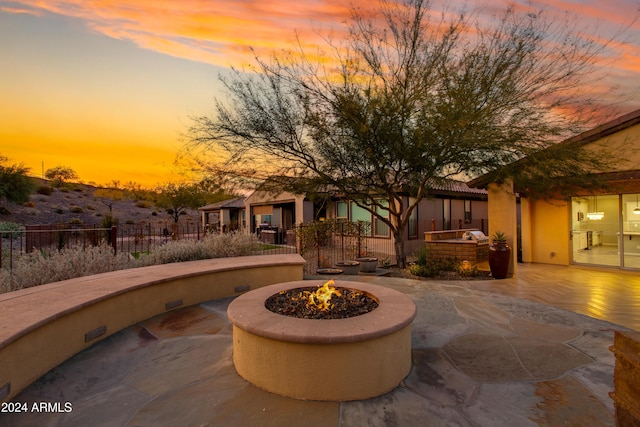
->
[6,0,639,109]
[0,5,43,16]
[4,0,365,66]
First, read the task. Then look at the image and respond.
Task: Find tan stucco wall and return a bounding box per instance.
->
[0,254,305,402]
[488,181,518,276]
[527,198,571,265]
[520,120,640,266]
[584,122,640,172]
[232,324,412,401]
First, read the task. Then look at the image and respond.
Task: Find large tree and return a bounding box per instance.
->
[187,0,621,267]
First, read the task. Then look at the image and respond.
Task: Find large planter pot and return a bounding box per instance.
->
[335,261,360,275]
[488,241,512,279]
[356,257,378,273]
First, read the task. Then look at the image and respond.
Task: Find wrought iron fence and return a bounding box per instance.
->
[1,217,488,279]
[292,218,488,276]
[0,223,204,273]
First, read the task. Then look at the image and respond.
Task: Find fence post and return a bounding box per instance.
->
[111,226,117,255]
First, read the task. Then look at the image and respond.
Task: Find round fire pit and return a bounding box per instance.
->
[227,280,416,401]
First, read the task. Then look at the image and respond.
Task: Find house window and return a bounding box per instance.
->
[374,200,389,237]
[408,205,418,239]
[350,201,372,236]
[443,199,451,229]
[464,200,472,223]
[336,201,348,219]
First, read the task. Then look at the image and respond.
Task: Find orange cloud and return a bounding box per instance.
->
[3,0,368,67]
[6,0,638,80]
[0,5,42,15]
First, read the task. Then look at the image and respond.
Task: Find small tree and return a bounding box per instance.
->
[94,187,126,214]
[155,182,206,223]
[0,155,34,204]
[45,166,78,187]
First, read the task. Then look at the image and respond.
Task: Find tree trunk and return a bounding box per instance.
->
[393,232,407,269]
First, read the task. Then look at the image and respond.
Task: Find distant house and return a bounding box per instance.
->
[243,189,316,245]
[470,108,640,274]
[242,179,488,258]
[198,197,246,234]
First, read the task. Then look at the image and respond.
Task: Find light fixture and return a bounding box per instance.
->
[586,196,604,220]
[634,194,640,215]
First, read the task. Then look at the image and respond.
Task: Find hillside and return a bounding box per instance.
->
[0,179,200,229]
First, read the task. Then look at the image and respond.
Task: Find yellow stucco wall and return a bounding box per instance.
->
[488,181,518,276]
[584,122,640,172]
[527,198,571,265]
[521,119,640,266]
[0,255,305,402]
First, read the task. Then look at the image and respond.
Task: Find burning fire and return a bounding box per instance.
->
[306,279,342,311]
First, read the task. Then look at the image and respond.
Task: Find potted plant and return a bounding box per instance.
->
[488,231,511,279]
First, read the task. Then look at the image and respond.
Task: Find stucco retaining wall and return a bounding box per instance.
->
[0,254,305,402]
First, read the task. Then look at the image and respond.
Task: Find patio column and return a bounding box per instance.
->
[488,180,517,277]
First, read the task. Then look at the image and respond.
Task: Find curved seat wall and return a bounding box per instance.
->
[0,254,305,402]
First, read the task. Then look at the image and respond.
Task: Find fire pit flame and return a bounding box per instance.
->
[307,279,341,311]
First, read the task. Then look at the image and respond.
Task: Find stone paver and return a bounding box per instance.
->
[1,275,625,426]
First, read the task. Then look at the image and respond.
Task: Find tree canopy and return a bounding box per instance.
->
[45,166,79,187]
[155,180,231,223]
[186,0,623,267]
[0,155,34,205]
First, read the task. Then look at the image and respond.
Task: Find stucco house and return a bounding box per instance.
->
[198,196,247,234]
[470,108,640,274]
[241,179,488,258]
[243,189,315,245]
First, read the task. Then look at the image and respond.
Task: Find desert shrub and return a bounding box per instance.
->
[408,255,481,278]
[125,219,135,225]
[54,207,64,214]
[135,200,151,208]
[36,185,53,195]
[0,222,21,238]
[409,257,459,277]
[23,201,36,208]
[0,232,261,293]
[140,232,259,265]
[68,218,83,225]
[142,239,210,264]
[70,206,83,213]
[414,245,428,266]
[456,262,479,277]
[0,206,10,216]
[86,205,95,210]
[101,214,119,228]
[0,244,138,292]
[59,187,70,193]
[204,232,260,258]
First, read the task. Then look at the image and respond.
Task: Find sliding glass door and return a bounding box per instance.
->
[622,194,640,269]
[571,195,620,267]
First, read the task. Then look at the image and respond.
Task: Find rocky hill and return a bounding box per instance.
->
[0,179,200,229]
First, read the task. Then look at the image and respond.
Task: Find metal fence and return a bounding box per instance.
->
[0,223,204,272]
[293,218,488,276]
[1,218,488,277]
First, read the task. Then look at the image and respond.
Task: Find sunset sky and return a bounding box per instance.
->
[1,0,639,188]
